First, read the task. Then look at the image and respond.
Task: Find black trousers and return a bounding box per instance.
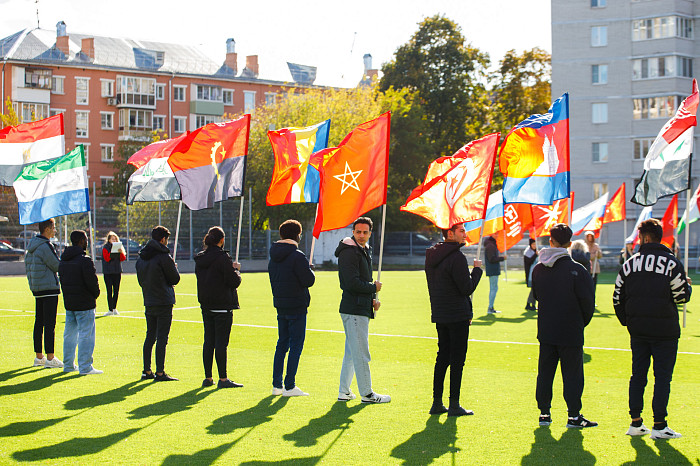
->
[433,321,469,403]
[143,306,173,374]
[33,296,58,354]
[103,273,121,311]
[536,343,584,417]
[202,310,233,379]
[629,337,678,423]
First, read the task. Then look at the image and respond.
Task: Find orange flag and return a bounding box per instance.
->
[603,183,626,224]
[312,113,390,238]
[532,195,573,237]
[496,203,534,252]
[661,194,678,248]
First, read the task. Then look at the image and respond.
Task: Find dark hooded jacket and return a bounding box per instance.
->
[425,242,482,323]
[58,245,100,311]
[483,236,504,276]
[268,240,315,314]
[335,237,376,318]
[135,239,180,307]
[194,245,241,311]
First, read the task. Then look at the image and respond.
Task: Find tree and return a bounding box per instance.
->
[0,97,20,127]
[380,15,490,158]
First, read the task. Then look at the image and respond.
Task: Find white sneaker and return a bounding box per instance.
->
[338,391,356,401]
[361,392,391,404]
[112,309,120,316]
[80,368,103,375]
[103,310,114,316]
[63,364,79,373]
[44,357,64,369]
[271,387,283,396]
[33,357,46,367]
[626,424,651,436]
[282,386,309,397]
[650,426,682,439]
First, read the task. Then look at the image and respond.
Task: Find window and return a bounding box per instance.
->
[24,68,51,89]
[153,115,165,131]
[173,116,186,133]
[76,77,89,105]
[593,183,608,200]
[633,96,679,120]
[118,109,152,132]
[195,84,222,102]
[244,91,256,114]
[100,79,114,97]
[116,76,156,107]
[51,76,64,94]
[76,111,89,137]
[592,103,608,123]
[101,144,115,162]
[632,56,693,79]
[194,115,221,128]
[591,0,605,6]
[591,26,607,46]
[633,138,654,160]
[100,112,114,130]
[173,86,186,102]
[13,102,49,123]
[156,84,165,100]
[49,108,65,117]
[265,92,277,106]
[632,16,693,41]
[592,64,608,84]
[592,142,608,163]
[223,89,234,105]
[100,176,114,191]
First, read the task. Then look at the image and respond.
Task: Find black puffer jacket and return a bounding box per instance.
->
[58,246,100,311]
[613,242,692,340]
[425,242,482,323]
[135,239,180,307]
[268,241,315,314]
[194,245,241,311]
[335,238,376,318]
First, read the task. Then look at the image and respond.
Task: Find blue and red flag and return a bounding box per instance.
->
[499,93,570,205]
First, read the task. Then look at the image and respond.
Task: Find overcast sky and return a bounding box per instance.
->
[0,0,551,87]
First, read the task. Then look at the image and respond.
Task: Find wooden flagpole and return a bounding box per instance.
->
[308,204,320,265]
[235,196,245,263]
[173,201,182,261]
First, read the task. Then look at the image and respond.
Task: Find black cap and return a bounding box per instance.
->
[549,223,572,246]
[529,238,536,245]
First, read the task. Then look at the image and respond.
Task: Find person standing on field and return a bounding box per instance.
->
[523,238,538,311]
[101,231,126,316]
[584,231,603,303]
[483,235,506,314]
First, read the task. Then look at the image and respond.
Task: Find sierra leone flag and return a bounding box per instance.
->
[12,145,90,225]
[632,80,699,206]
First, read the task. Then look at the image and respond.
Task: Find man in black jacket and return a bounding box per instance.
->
[613,219,692,440]
[268,219,315,397]
[335,217,389,404]
[59,230,101,375]
[425,223,482,416]
[532,223,597,428]
[136,226,180,382]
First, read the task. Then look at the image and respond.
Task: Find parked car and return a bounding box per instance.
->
[381,232,437,256]
[14,231,65,250]
[0,242,25,261]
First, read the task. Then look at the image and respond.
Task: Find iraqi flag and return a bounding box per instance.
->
[126,134,188,204]
[632,79,699,206]
[0,114,65,186]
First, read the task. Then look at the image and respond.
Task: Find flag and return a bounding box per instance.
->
[126,134,188,204]
[463,190,505,246]
[632,79,699,206]
[12,145,89,225]
[0,114,65,186]
[532,196,572,237]
[266,119,330,205]
[167,115,250,210]
[312,113,390,238]
[496,203,534,252]
[678,183,700,233]
[499,93,570,205]
[625,206,653,246]
[400,133,499,229]
[661,195,678,248]
[603,184,626,225]
[571,192,609,235]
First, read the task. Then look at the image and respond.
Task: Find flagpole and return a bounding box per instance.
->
[173,201,182,261]
[475,222,486,260]
[235,196,245,263]
[683,186,691,328]
[502,228,508,281]
[88,209,94,261]
[308,204,320,265]
[376,204,387,282]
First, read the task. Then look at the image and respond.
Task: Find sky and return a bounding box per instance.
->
[0,0,551,87]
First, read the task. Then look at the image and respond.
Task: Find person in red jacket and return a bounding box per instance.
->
[101,232,126,316]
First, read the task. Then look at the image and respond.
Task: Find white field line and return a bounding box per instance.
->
[1,309,698,356]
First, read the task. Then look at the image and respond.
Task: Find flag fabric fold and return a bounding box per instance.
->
[632,79,698,206]
[126,134,188,204]
[532,196,572,238]
[496,203,534,252]
[0,114,65,186]
[571,192,609,235]
[661,195,678,248]
[463,190,505,246]
[678,183,700,233]
[13,145,89,225]
[625,206,653,246]
[266,119,330,205]
[500,93,570,205]
[603,184,626,225]
[400,133,499,229]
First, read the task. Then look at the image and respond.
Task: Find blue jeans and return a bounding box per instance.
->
[488,275,499,309]
[273,314,307,390]
[63,309,96,374]
[339,313,372,397]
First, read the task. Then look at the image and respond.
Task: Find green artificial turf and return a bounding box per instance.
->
[0,270,698,464]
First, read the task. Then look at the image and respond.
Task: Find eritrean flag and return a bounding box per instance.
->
[500,93,570,205]
[266,119,330,205]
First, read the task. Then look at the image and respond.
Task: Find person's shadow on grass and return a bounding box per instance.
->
[240,456,322,466]
[0,367,35,383]
[0,416,71,437]
[0,371,76,397]
[64,380,152,410]
[12,428,139,462]
[521,427,595,465]
[390,415,459,465]
[471,309,536,326]
[207,395,289,436]
[621,436,691,465]
[282,401,364,447]
[161,441,237,465]
[128,387,214,419]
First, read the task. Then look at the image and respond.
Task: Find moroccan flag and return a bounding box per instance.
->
[632,79,698,206]
[571,192,609,235]
[678,183,700,233]
[126,134,188,204]
[603,184,626,225]
[400,133,499,229]
[463,190,505,246]
[312,113,390,238]
[167,115,250,210]
[500,93,570,205]
[625,206,653,246]
[266,119,330,205]
[532,196,572,237]
[0,114,65,186]
[496,203,534,252]
[661,195,678,248]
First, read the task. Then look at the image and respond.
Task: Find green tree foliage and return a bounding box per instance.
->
[0,97,20,127]
[379,14,490,158]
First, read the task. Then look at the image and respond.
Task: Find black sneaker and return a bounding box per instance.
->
[447,406,474,417]
[539,414,552,426]
[141,371,155,380]
[567,414,598,428]
[429,403,448,415]
[154,372,178,382]
[217,379,243,388]
[202,378,214,387]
